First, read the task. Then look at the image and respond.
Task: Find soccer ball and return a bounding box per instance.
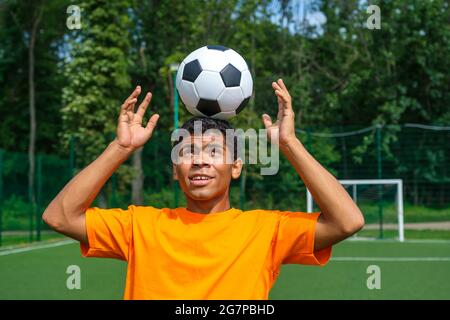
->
[176,45,253,120]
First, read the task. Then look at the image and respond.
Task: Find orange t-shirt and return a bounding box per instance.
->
[81,206,332,300]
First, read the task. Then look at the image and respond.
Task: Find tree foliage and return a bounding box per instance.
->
[61,0,132,165]
[0,0,448,209]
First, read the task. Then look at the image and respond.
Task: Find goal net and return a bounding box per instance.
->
[306,179,405,241]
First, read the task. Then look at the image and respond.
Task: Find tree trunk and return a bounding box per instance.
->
[28,7,43,206]
[132,147,144,205]
[129,47,148,206]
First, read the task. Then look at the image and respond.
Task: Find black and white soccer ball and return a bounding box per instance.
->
[176,45,253,120]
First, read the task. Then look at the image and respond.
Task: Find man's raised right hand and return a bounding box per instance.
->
[116,85,160,152]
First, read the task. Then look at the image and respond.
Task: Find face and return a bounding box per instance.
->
[172,132,243,201]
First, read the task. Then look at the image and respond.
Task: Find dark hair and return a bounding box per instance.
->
[173,116,238,161]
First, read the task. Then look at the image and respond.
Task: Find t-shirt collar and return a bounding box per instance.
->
[174,207,240,222]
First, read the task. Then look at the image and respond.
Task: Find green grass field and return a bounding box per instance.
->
[0,232,67,247]
[1,238,449,300]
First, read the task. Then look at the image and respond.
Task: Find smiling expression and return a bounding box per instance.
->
[173,132,243,201]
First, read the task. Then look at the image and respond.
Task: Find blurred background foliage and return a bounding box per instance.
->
[0,0,449,239]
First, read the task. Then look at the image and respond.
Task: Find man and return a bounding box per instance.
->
[43,79,364,299]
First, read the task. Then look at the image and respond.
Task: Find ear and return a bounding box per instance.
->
[231,158,243,180]
[172,164,178,181]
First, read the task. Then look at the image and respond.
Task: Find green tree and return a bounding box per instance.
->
[61,0,132,206]
[0,0,68,154]
[0,0,69,222]
[306,0,450,205]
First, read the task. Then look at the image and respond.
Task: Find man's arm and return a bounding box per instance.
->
[279,137,364,251]
[262,79,364,251]
[42,86,159,245]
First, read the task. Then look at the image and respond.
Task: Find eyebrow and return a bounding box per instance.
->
[205,143,226,149]
[181,142,226,150]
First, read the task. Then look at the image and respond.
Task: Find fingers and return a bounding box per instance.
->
[136,92,152,119]
[120,97,137,112]
[277,78,288,91]
[125,85,141,104]
[272,79,290,95]
[146,113,160,132]
[275,91,284,111]
[272,79,292,110]
[120,97,137,120]
[272,85,287,102]
[272,81,281,91]
[262,114,273,129]
[120,86,142,121]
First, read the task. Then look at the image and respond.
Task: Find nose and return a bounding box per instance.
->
[192,151,212,166]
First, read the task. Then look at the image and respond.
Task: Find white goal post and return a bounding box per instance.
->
[306,179,405,242]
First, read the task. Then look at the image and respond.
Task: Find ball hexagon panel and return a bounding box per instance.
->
[220,64,241,87]
[197,49,228,72]
[217,87,244,113]
[210,111,236,120]
[223,49,248,72]
[194,71,225,100]
[182,59,202,82]
[197,99,222,117]
[240,69,253,98]
[178,80,200,110]
[183,46,208,64]
[175,62,185,89]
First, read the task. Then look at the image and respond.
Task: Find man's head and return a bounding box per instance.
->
[172,116,243,202]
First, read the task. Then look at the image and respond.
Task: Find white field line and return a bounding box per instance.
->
[347,237,450,244]
[0,239,76,256]
[332,257,450,262]
[401,239,450,244]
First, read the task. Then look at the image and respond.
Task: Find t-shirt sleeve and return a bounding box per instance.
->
[80,205,134,261]
[272,211,332,266]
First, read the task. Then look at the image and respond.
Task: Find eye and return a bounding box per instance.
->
[210,147,223,157]
[180,145,194,156]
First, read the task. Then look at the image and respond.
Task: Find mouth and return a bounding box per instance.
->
[188,174,214,187]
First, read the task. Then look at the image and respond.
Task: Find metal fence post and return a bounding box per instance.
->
[0,150,3,246]
[376,125,384,239]
[36,155,42,241]
[29,155,34,243]
[173,70,180,208]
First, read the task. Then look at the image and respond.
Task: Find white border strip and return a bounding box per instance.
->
[0,239,75,256]
[332,256,450,262]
